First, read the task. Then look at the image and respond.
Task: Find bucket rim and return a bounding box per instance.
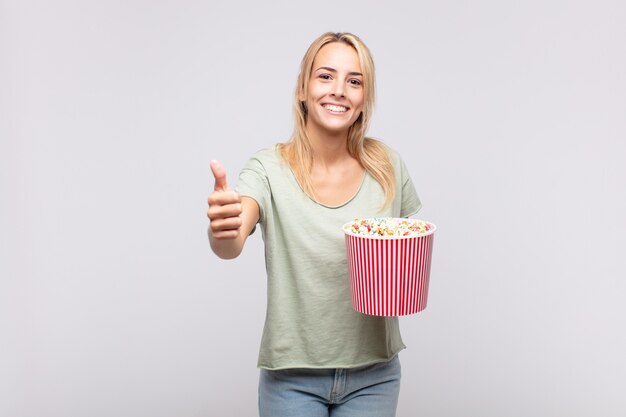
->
[342,217,437,240]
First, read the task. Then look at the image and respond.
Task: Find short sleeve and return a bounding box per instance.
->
[398,155,422,218]
[234,152,272,224]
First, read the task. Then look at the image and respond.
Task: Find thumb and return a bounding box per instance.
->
[210,160,229,191]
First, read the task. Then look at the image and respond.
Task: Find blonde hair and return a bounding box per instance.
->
[278,32,395,208]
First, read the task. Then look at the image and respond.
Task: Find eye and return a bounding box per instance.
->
[349,79,362,86]
[319,73,332,80]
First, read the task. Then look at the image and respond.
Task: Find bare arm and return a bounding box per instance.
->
[207,160,260,259]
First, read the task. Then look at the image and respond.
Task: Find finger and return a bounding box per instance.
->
[210,160,229,191]
[210,216,243,233]
[207,190,241,206]
[211,229,240,240]
[207,203,243,221]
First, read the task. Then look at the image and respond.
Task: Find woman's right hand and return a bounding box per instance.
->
[207,160,243,240]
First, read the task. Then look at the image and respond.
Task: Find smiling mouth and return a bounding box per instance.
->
[322,104,349,113]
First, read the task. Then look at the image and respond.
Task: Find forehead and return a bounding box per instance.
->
[312,42,361,73]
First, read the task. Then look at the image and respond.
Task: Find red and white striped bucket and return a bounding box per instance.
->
[343,219,436,316]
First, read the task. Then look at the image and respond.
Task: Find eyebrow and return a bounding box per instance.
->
[315,66,363,77]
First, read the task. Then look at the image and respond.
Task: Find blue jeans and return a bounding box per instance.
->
[258,355,401,417]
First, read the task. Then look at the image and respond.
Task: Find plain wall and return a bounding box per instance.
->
[1,0,625,416]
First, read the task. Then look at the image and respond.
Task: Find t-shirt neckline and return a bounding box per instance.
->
[276,146,367,210]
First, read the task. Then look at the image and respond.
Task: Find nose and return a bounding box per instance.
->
[330,79,345,98]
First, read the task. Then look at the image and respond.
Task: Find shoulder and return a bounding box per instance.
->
[248,145,281,162]
[239,145,292,183]
[363,138,403,166]
[243,145,283,169]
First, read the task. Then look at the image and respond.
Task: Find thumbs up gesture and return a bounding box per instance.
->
[207,160,243,240]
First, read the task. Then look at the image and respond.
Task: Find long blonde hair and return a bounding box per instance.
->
[278,32,395,208]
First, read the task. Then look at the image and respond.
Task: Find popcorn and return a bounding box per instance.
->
[344,217,433,237]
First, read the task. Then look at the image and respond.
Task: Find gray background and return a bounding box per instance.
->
[1,0,625,416]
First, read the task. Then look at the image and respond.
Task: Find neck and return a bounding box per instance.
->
[306,125,350,166]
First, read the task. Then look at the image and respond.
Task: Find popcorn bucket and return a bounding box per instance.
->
[343,218,436,316]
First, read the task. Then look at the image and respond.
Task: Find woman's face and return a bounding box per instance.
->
[304,42,364,137]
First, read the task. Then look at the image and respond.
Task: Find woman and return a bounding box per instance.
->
[208,32,421,417]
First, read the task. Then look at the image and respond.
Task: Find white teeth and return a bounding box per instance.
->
[324,104,348,112]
